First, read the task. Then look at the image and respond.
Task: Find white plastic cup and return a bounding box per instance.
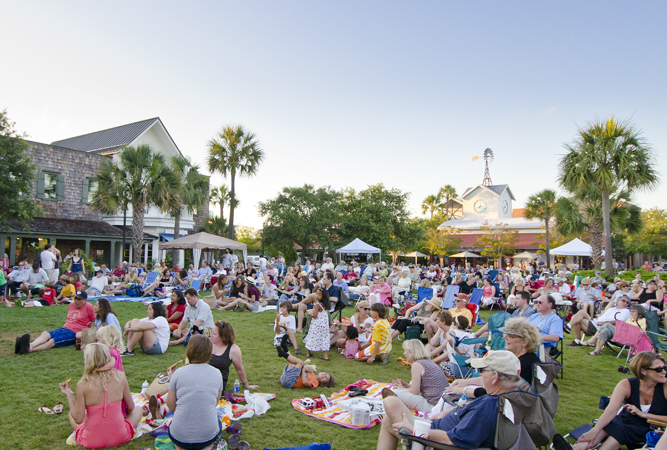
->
[413,418,431,438]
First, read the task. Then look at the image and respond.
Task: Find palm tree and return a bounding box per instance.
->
[207,125,264,240]
[209,185,230,222]
[556,188,642,269]
[524,189,558,269]
[559,117,659,275]
[168,155,209,266]
[93,145,179,263]
[437,184,458,218]
[421,195,439,219]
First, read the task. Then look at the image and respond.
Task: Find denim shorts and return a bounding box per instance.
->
[49,328,77,348]
[141,340,163,355]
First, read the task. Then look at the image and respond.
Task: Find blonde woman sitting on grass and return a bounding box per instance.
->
[59,343,143,449]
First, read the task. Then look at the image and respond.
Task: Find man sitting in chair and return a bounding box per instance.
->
[529,294,564,349]
[377,350,522,449]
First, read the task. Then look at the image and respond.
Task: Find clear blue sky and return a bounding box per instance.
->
[2,1,665,230]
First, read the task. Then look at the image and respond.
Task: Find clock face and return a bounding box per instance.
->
[502,200,509,214]
[474,200,487,213]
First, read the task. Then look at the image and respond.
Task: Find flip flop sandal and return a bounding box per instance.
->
[228,434,240,449]
[238,440,250,450]
[149,395,160,420]
[158,376,170,384]
[225,422,242,435]
[318,356,330,361]
[52,402,64,414]
[38,404,54,415]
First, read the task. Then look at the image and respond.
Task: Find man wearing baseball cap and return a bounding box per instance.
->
[16,291,95,354]
[377,350,522,449]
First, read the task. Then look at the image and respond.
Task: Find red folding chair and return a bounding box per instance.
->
[610,320,653,364]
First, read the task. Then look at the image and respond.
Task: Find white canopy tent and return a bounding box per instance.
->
[336,238,381,261]
[514,251,539,260]
[550,238,594,257]
[159,232,247,270]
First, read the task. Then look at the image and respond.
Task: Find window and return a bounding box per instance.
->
[37,171,64,201]
[82,178,98,204]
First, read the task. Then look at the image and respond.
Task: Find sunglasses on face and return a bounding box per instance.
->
[362,307,370,311]
[647,366,667,373]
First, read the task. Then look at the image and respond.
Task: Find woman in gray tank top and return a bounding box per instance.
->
[387,339,449,412]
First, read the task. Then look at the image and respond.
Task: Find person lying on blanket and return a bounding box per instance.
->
[276,335,335,389]
[377,350,522,450]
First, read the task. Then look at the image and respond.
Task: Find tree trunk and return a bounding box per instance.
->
[122,206,127,263]
[132,200,145,264]
[173,212,181,268]
[544,216,551,269]
[590,224,603,270]
[220,203,224,223]
[228,172,236,240]
[602,191,614,277]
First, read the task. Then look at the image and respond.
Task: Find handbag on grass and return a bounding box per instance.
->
[145,360,184,398]
[79,326,98,351]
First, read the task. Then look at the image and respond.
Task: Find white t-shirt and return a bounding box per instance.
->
[89,275,108,292]
[141,316,170,353]
[259,257,267,272]
[446,329,476,358]
[261,283,277,299]
[351,315,374,343]
[40,250,57,270]
[276,314,296,334]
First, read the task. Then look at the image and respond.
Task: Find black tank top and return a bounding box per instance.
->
[619,377,667,427]
[209,344,233,392]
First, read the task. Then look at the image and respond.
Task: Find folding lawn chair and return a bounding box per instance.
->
[189,279,202,293]
[442,285,459,309]
[609,319,653,364]
[417,287,434,303]
[487,311,512,350]
[644,311,667,353]
[399,389,542,450]
[469,288,483,305]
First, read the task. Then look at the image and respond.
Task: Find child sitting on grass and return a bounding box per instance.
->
[55,277,75,305]
[355,303,392,365]
[342,326,360,359]
[276,335,335,389]
[24,282,57,307]
[274,300,301,355]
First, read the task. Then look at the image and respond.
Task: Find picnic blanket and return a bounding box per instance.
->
[88,295,170,303]
[291,379,390,429]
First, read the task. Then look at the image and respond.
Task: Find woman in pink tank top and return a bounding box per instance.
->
[59,343,144,448]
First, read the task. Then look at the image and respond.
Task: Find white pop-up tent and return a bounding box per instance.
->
[550,238,594,256]
[336,238,381,260]
[159,232,247,270]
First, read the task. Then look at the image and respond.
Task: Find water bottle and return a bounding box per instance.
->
[141,380,149,393]
[234,379,240,394]
[457,393,467,406]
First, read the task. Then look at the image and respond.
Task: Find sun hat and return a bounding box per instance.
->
[468,350,521,376]
[426,298,443,310]
[245,276,256,284]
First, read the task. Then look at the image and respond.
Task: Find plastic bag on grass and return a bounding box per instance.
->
[245,390,270,416]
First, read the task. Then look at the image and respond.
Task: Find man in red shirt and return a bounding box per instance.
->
[16,291,95,354]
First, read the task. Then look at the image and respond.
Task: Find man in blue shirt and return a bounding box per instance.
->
[529,294,564,348]
[377,350,522,449]
[197,261,213,280]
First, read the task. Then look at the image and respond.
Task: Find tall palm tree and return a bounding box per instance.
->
[210,185,231,222]
[207,125,264,240]
[168,155,209,265]
[556,188,642,269]
[437,184,458,218]
[559,117,658,275]
[93,145,179,263]
[524,189,558,269]
[421,195,439,219]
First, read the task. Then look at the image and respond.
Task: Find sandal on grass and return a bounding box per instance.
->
[52,402,64,414]
[38,404,54,415]
[589,350,601,356]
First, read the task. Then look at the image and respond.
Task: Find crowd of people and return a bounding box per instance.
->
[7,248,667,449]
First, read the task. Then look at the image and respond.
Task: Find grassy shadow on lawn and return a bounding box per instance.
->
[0,299,651,449]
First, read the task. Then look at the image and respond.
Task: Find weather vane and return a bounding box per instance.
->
[482,148,494,186]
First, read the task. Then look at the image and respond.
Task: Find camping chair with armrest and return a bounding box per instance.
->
[469,288,483,306]
[465,303,480,331]
[139,271,159,291]
[531,355,562,421]
[487,311,512,350]
[417,287,434,303]
[330,287,349,324]
[643,310,667,353]
[608,319,653,364]
[488,283,504,311]
[442,285,460,309]
[399,388,542,450]
[189,278,202,294]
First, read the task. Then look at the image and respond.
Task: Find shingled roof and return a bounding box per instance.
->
[51,118,160,154]
[5,217,155,240]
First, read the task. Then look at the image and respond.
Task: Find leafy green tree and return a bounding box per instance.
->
[524,189,558,269]
[207,125,264,240]
[623,207,667,260]
[340,184,414,257]
[555,188,642,269]
[198,217,228,237]
[425,226,461,259]
[476,221,519,268]
[93,145,179,263]
[559,117,659,276]
[210,185,231,222]
[259,185,341,261]
[0,109,42,228]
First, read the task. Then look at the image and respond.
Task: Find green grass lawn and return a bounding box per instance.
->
[0,299,645,450]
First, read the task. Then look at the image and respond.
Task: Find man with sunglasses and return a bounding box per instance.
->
[529,294,564,348]
[566,295,631,347]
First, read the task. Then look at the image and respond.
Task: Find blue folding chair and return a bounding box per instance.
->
[469,288,483,305]
[140,271,159,290]
[442,284,460,309]
[190,279,202,293]
[416,287,434,303]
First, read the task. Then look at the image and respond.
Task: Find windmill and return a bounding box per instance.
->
[482,148,494,186]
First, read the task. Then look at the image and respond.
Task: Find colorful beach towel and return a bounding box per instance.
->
[291,379,390,429]
[88,295,170,303]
